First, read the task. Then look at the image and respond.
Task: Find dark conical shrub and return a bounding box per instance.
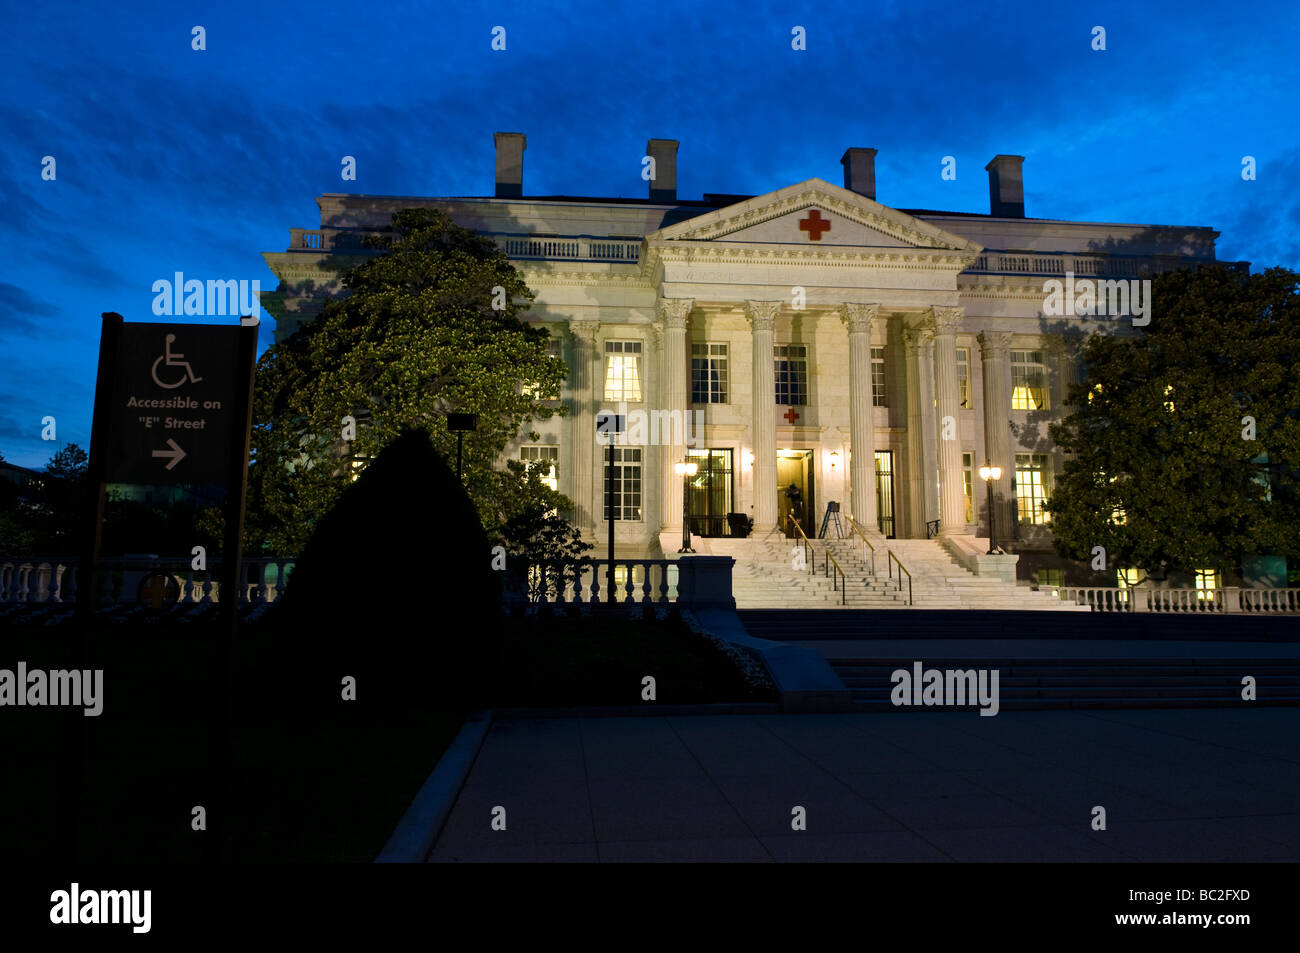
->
[272,428,501,709]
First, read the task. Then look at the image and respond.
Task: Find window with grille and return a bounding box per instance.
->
[522,336,562,400]
[957,347,970,408]
[962,452,973,523]
[691,342,729,404]
[520,446,558,491]
[603,340,643,402]
[1037,568,1063,588]
[871,347,887,406]
[775,344,808,406]
[1015,453,1050,524]
[1010,350,1048,410]
[602,446,642,521]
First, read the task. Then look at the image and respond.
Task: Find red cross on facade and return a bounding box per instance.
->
[783,407,800,424]
[799,209,831,241]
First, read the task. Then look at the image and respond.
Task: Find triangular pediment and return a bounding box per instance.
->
[648,178,980,252]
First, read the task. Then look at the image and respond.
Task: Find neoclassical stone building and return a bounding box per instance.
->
[261,134,1241,580]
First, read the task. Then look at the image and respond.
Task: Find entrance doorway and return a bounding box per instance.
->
[875,450,896,538]
[777,449,815,538]
[685,448,733,537]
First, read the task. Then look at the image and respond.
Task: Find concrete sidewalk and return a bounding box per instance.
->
[428,708,1300,862]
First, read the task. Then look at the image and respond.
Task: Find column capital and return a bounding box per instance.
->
[904,325,935,349]
[744,300,782,331]
[929,306,964,335]
[838,302,879,334]
[977,330,1013,355]
[569,319,600,342]
[650,320,664,346]
[657,297,693,329]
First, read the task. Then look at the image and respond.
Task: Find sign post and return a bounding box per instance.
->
[82,312,257,863]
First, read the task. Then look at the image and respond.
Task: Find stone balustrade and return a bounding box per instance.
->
[2,555,735,612]
[0,557,295,609]
[1040,585,1300,614]
[513,556,736,610]
[288,228,641,263]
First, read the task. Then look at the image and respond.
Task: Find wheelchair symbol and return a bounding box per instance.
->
[151,334,203,389]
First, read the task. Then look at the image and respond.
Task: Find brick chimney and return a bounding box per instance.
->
[494,132,526,198]
[985,154,1025,217]
[646,139,678,202]
[840,147,877,200]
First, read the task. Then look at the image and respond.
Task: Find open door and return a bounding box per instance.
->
[776,449,814,538]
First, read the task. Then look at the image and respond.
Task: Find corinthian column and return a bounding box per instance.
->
[905,323,938,537]
[839,303,878,529]
[978,330,1014,545]
[745,301,781,533]
[658,298,692,533]
[568,320,599,535]
[931,306,966,534]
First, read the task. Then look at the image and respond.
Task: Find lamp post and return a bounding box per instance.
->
[447,413,478,480]
[597,413,626,605]
[675,460,698,553]
[978,463,1003,555]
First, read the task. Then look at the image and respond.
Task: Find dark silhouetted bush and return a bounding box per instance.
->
[272,428,501,709]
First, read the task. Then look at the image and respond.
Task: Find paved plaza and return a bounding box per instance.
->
[429,708,1300,862]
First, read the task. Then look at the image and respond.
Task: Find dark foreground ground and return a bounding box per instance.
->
[0,607,764,862]
[430,707,1300,862]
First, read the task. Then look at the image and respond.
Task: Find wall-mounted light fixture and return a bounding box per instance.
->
[830,451,840,470]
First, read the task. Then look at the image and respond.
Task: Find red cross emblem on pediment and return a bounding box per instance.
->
[799,209,831,241]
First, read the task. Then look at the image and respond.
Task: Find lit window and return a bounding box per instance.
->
[775,345,808,406]
[691,342,729,404]
[1011,350,1048,410]
[522,336,562,400]
[603,447,642,521]
[1015,453,1050,525]
[962,452,973,524]
[1038,568,1063,588]
[1194,569,1219,600]
[956,347,970,408]
[603,340,643,402]
[872,347,887,407]
[520,446,558,491]
[1116,567,1141,604]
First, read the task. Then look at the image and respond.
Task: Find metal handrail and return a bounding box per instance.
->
[824,550,846,605]
[842,514,877,576]
[887,550,913,606]
[792,517,845,603]
[788,516,814,573]
[925,519,940,539]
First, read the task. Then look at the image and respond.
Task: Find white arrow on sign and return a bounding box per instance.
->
[152,438,187,470]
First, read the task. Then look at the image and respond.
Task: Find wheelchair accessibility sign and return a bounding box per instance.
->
[102,321,251,484]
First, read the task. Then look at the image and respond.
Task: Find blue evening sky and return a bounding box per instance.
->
[1,0,1297,468]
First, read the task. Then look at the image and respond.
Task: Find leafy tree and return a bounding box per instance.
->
[1046,265,1300,581]
[498,461,593,602]
[249,208,570,554]
[26,444,89,552]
